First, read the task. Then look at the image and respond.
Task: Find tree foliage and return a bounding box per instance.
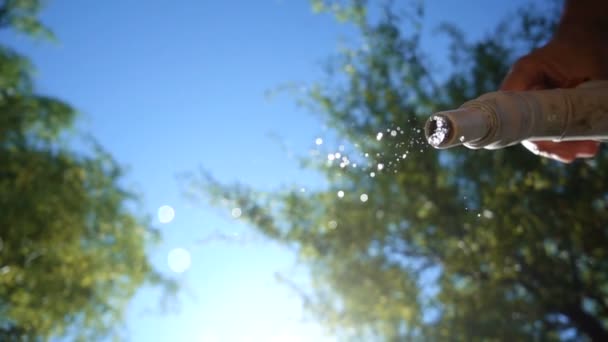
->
[0,1,174,340]
[186,0,608,341]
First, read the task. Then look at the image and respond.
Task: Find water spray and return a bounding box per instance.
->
[424,80,608,150]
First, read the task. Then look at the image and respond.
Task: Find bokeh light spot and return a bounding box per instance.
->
[167,248,191,273]
[157,205,175,224]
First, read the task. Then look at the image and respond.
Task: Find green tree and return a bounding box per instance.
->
[0,1,174,340]
[185,0,608,341]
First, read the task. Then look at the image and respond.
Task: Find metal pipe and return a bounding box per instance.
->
[424,80,608,150]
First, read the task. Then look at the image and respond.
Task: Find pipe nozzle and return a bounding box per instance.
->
[424,81,608,150]
[424,108,492,149]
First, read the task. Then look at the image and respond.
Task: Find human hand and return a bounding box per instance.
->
[500,38,608,162]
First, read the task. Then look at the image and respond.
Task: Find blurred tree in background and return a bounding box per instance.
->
[186,0,608,341]
[0,1,174,340]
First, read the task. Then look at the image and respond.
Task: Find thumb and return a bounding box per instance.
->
[500,58,546,91]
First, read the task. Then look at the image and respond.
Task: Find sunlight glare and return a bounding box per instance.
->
[271,335,303,342]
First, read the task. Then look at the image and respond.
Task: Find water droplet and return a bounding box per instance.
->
[231,207,242,218]
[158,205,175,224]
[167,248,191,273]
[338,145,345,152]
[364,153,369,158]
[327,154,335,161]
[315,137,323,145]
[360,194,369,202]
[337,190,344,198]
[300,187,306,193]
[376,132,383,141]
[390,130,397,137]
[377,163,384,171]
[402,154,407,158]
[335,152,341,159]
[370,172,376,178]
[328,220,338,229]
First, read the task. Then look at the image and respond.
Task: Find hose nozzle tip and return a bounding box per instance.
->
[425,115,453,148]
[425,108,491,149]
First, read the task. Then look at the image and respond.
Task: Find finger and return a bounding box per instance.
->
[521,142,575,163]
[500,57,546,91]
[525,141,599,163]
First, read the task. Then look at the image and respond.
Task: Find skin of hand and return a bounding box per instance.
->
[500,38,608,163]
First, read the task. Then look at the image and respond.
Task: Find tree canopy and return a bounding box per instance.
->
[186,0,608,341]
[0,1,174,340]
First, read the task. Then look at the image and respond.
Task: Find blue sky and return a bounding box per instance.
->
[7,0,535,341]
